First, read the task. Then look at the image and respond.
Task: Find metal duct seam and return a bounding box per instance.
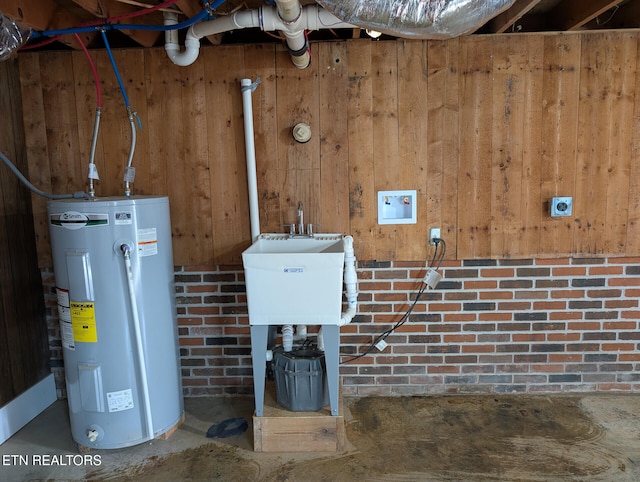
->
[316,0,517,39]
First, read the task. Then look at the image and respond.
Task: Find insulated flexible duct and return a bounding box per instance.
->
[0,12,30,61]
[316,0,516,38]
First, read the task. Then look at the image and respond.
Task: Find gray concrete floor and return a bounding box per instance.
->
[1,393,640,481]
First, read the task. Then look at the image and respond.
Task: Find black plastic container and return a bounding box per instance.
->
[272,346,329,412]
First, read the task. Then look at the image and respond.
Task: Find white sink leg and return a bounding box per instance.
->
[250,325,269,416]
[323,325,340,416]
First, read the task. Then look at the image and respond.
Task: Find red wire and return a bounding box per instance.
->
[73,33,102,108]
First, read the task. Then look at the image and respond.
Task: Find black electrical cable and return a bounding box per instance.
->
[340,237,445,364]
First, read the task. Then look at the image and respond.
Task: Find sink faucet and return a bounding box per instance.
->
[297,202,305,236]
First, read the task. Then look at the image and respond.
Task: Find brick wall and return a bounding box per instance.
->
[42,257,640,399]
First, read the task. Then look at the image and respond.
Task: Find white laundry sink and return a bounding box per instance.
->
[242,234,345,325]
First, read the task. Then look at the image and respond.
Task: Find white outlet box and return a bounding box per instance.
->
[377,190,417,225]
[429,227,440,245]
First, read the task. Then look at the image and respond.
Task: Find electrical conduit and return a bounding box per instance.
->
[120,244,154,441]
[164,3,355,68]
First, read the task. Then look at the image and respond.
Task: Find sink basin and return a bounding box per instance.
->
[242,234,345,325]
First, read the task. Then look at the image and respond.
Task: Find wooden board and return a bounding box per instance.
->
[16,35,640,266]
[253,383,345,453]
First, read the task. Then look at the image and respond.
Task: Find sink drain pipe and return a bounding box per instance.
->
[164,3,355,68]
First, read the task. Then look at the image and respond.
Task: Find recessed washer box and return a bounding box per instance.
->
[378,190,417,225]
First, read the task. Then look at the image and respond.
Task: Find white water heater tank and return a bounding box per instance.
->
[47,196,183,449]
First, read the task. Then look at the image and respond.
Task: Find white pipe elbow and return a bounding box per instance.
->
[165,28,200,67]
[282,324,294,352]
[164,12,200,67]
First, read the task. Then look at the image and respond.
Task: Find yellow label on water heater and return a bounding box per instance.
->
[70,301,98,343]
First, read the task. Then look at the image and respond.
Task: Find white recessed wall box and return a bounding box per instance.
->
[549,196,573,217]
[378,190,417,225]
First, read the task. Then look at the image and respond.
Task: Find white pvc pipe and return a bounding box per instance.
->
[339,235,358,326]
[121,244,154,440]
[163,12,200,67]
[241,78,261,242]
[282,324,294,352]
[164,5,355,68]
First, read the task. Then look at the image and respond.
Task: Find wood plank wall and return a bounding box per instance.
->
[0,59,50,405]
[17,32,640,267]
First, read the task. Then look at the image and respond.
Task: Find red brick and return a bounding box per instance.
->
[533,301,566,310]
[567,322,601,330]
[622,311,640,319]
[513,333,545,342]
[428,365,460,374]
[465,280,498,289]
[429,303,462,312]
[551,290,585,299]
[606,300,638,309]
[602,343,635,351]
[359,281,393,291]
[462,344,495,353]
[609,278,640,286]
[603,321,636,330]
[547,333,581,342]
[549,353,582,362]
[444,313,476,322]
[187,284,219,293]
[589,266,624,275]
[179,337,205,346]
[480,268,515,277]
[480,312,512,321]
[481,291,512,300]
[552,267,587,276]
[535,258,570,265]
[549,311,582,320]
[443,334,476,343]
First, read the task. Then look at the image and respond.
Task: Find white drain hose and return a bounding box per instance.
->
[121,244,154,440]
[339,235,358,326]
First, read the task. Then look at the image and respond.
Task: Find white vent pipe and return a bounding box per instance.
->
[164,3,355,69]
[241,78,261,242]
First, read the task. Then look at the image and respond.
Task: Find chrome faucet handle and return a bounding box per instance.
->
[282,224,296,236]
[307,223,320,236]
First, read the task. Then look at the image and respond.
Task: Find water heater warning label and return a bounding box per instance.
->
[107,389,134,412]
[56,288,74,350]
[70,302,98,343]
[137,228,158,257]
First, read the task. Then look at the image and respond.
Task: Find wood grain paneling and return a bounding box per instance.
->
[17,33,640,266]
[0,59,49,405]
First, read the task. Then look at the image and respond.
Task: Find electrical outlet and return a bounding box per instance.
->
[429,227,441,245]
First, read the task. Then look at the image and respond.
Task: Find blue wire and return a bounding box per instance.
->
[100,30,131,110]
[32,0,227,38]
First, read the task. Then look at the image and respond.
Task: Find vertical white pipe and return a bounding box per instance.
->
[121,244,154,440]
[241,78,261,242]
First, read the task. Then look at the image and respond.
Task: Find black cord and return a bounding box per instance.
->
[340,237,445,364]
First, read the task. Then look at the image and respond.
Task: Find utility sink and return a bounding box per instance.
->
[242,234,345,325]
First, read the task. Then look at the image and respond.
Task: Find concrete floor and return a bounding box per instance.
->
[1,392,640,481]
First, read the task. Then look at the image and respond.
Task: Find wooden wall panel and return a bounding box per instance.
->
[539,35,580,256]
[245,44,279,235]
[0,59,49,404]
[346,40,375,260]
[426,39,459,256]
[457,37,494,259]
[17,33,640,266]
[397,40,429,260]
[318,42,350,234]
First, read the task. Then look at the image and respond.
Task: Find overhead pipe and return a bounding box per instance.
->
[164,3,355,69]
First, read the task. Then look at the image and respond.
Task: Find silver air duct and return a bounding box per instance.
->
[316,0,516,38]
[0,12,31,61]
